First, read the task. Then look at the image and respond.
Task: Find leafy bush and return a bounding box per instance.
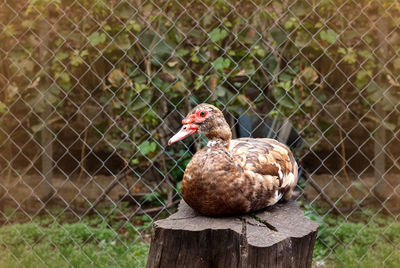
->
[1,0,399,176]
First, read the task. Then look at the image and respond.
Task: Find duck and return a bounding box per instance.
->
[168,103,298,216]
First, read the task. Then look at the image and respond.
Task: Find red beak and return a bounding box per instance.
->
[168,124,198,145]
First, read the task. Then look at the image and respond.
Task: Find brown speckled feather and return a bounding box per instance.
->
[181,138,298,216]
[230,138,298,211]
[182,144,251,215]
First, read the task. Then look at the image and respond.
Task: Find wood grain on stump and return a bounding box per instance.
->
[146,200,318,268]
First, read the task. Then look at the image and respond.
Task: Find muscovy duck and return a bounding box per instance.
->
[168,103,298,216]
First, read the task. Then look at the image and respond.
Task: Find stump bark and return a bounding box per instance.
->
[146,200,318,268]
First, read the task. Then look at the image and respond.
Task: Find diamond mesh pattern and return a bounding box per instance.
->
[0,0,399,266]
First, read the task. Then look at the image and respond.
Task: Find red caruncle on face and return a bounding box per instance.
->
[168,109,210,145]
[182,110,209,124]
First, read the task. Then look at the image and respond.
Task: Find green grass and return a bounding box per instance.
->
[306,205,400,267]
[0,222,149,268]
[1,205,399,267]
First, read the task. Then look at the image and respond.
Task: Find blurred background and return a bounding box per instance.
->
[0,0,399,267]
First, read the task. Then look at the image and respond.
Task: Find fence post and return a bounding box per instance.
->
[38,19,54,203]
[373,16,389,201]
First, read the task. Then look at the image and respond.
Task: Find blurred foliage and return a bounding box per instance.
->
[0,0,400,175]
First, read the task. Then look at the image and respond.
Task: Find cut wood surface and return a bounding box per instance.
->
[147,200,318,268]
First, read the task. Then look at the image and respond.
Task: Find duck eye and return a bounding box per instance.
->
[199,111,206,117]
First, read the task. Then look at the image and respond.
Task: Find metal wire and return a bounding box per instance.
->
[0,0,399,266]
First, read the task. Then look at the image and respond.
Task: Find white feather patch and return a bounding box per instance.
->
[281,172,295,188]
[275,189,283,201]
[207,140,220,147]
[270,143,288,155]
[273,162,283,179]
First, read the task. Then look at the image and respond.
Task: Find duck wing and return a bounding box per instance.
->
[230,138,298,210]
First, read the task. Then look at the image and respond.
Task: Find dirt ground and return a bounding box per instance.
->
[304,172,400,214]
[0,172,399,214]
[0,174,148,213]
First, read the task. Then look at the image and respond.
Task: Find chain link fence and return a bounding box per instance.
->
[1,0,399,267]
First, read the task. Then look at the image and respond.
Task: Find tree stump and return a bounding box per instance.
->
[146,200,318,268]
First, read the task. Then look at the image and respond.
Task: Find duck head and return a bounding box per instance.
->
[168,103,231,146]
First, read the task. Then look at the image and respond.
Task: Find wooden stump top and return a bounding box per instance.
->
[147,200,319,268]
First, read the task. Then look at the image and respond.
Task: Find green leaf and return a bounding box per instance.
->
[115,34,131,50]
[339,48,356,64]
[80,50,89,57]
[284,17,298,30]
[358,50,372,59]
[209,28,228,43]
[176,181,182,193]
[133,75,147,84]
[2,25,15,37]
[0,101,7,114]
[382,121,396,131]
[270,27,287,46]
[320,29,338,44]
[176,48,189,57]
[138,141,157,155]
[212,57,231,71]
[88,32,106,46]
[57,72,70,83]
[134,83,148,92]
[56,72,71,90]
[55,52,69,61]
[151,40,172,58]
[300,67,318,85]
[279,72,293,82]
[215,86,227,97]
[70,50,87,66]
[131,158,140,165]
[128,90,152,111]
[194,75,205,90]
[172,81,186,93]
[108,69,130,88]
[256,48,266,58]
[314,22,323,28]
[277,80,291,91]
[31,123,45,133]
[191,55,200,63]
[355,70,371,89]
[273,87,296,109]
[294,31,310,47]
[70,57,82,66]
